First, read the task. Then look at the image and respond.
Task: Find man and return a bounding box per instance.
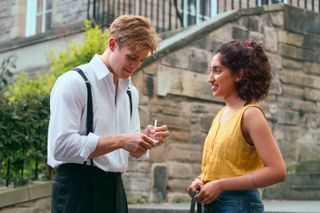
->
[48,15,169,213]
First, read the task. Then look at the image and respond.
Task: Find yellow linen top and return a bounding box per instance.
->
[200,102,264,183]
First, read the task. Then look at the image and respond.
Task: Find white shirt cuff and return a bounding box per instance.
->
[80,133,100,160]
[130,150,150,160]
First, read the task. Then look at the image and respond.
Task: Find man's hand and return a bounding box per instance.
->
[88,132,158,159]
[144,124,169,146]
[121,132,157,155]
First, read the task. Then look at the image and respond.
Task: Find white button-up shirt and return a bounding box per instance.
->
[47,54,145,173]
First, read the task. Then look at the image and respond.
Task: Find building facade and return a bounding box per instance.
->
[0,0,320,209]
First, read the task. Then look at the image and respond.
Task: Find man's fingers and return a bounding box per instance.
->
[154,125,168,131]
[154,131,169,139]
[142,134,158,146]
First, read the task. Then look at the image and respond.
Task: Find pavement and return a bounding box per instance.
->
[129,200,320,213]
[2,183,320,212]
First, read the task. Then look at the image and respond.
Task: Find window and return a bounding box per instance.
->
[25,0,52,37]
[182,0,217,26]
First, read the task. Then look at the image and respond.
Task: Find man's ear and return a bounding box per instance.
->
[108,37,117,52]
[235,69,245,82]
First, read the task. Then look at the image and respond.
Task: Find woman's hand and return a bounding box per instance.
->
[196,180,223,204]
[187,178,204,196]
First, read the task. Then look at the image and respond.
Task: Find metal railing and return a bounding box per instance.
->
[87,0,319,33]
[87,0,184,32]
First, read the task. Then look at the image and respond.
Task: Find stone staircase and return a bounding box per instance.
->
[263,160,320,200]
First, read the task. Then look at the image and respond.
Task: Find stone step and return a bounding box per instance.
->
[291,184,320,190]
[284,172,320,186]
[263,184,320,200]
[297,160,320,173]
[263,171,320,200]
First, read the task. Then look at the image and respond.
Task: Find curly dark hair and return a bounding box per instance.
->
[215,40,273,102]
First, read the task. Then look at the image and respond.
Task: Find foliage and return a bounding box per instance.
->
[49,21,109,77]
[0,21,109,186]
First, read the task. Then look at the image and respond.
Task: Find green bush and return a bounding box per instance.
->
[0,21,109,186]
[50,21,109,77]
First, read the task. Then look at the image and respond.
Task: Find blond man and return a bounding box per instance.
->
[48,15,169,213]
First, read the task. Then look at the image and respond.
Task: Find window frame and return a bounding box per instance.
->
[182,0,217,26]
[25,0,52,37]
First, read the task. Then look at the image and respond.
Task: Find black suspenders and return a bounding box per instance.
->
[73,68,93,135]
[73,68,94,165]
[72,68,133,165]
[126,89,132,118]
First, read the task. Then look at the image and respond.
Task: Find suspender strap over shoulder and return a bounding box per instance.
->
[73,68,94,166]
[72,68,93,135]
[73,67,133,119]
[126,89,133,118]
[73,67,133,166]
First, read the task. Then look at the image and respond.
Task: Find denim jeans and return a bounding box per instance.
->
[200,189,264,213]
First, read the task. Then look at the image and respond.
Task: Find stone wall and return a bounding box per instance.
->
[53,0,87,28]
[0,182,51,213]
[126,4,320,203]
[0,0,87,43]
[0,0,87,75]
[0,3,319,209]
[0,0,16,42]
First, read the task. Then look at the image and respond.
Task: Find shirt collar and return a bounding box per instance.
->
[89,54,111,80]
[90,54,130,91]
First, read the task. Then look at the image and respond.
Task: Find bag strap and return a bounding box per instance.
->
[190,190,198,213]
[190,190,203,213]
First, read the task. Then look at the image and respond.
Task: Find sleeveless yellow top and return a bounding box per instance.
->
[200,102,264,183]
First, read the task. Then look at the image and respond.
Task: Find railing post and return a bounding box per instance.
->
[173,0,184,27]
[87,0,90,20]
[6,159,10,187]
[20,158,24,181]
[34,157,39,180]
[93,0,96,24]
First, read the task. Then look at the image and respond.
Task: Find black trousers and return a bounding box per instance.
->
[51,163,128,213]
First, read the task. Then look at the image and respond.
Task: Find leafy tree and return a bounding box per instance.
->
[0,22,109,186]
[50,21,109,77]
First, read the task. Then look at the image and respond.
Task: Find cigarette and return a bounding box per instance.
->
[153,119,159,144]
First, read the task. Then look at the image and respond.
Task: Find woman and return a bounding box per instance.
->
[187,40,286,212]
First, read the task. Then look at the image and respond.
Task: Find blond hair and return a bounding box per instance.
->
[109,15,161,53]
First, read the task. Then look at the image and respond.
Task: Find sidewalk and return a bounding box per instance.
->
[264,200,320,213]
[129,200,320,213]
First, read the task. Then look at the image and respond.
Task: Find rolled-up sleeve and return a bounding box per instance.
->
[80,132,100,159]
[48,71,99,165]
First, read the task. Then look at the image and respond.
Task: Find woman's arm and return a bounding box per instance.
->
[196,106,286,204]
[241,106,287,187]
